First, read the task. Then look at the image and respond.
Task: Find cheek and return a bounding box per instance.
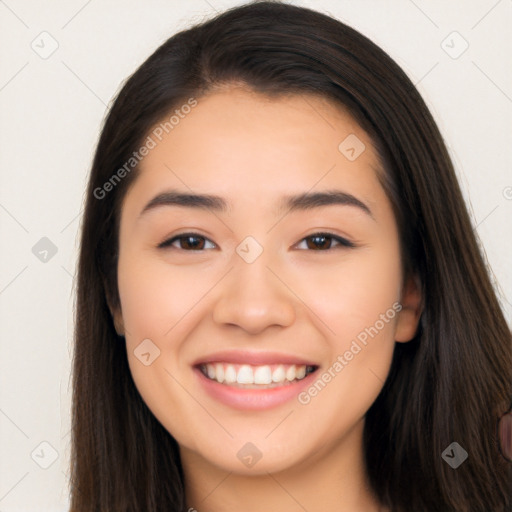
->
[117,251,208,339]
[116,251,216,407]
[297,243,402,344]
[117,252,204,440]
[294,244,402,430]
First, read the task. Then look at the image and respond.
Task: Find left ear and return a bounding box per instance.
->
[395,274,423,343]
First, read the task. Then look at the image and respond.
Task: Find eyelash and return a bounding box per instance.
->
[158,232,355,251]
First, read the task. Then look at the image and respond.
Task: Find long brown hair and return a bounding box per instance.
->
[70,2,512,510]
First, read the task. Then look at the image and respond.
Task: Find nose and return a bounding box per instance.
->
[212,250,296,335]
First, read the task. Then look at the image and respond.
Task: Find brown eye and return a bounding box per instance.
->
[297,233,354,251]
[158,233,216,251]
[306,234,331,250]
[179,235,205,250]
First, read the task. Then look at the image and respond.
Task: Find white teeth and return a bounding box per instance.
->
[237,365,253,384]
[286,365,296,381]
[272,365,286,383]
[202,363,311,386]
[295,365,306,379]
[215,363,224,383]
[254,365,272,384]
[224,364,237,383]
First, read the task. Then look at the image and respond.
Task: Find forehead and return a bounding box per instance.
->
[121,88,385,219]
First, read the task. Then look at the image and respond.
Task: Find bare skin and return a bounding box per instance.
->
[110,87,421,512]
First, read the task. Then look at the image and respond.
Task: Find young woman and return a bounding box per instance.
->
[70,2,512,511]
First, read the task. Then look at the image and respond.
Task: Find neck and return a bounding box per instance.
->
[181,418,386,512]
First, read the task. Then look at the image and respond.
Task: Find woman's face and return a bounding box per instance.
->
[112,88,421,475]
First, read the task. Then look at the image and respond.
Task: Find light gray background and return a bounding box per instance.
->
[1,1,511,510]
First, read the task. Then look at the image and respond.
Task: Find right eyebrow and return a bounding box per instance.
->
[138,190,229,218]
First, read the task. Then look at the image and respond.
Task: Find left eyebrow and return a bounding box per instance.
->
[277,190,374,219]
[138,189,374,220]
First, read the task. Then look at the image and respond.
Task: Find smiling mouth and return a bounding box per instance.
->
[198,362,318,389]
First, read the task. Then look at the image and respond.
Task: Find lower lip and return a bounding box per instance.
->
[194,367,317,410]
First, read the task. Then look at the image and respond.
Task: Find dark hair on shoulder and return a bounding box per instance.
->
[71,1,512,510]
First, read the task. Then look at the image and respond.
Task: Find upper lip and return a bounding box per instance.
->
[192,349,318,367]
